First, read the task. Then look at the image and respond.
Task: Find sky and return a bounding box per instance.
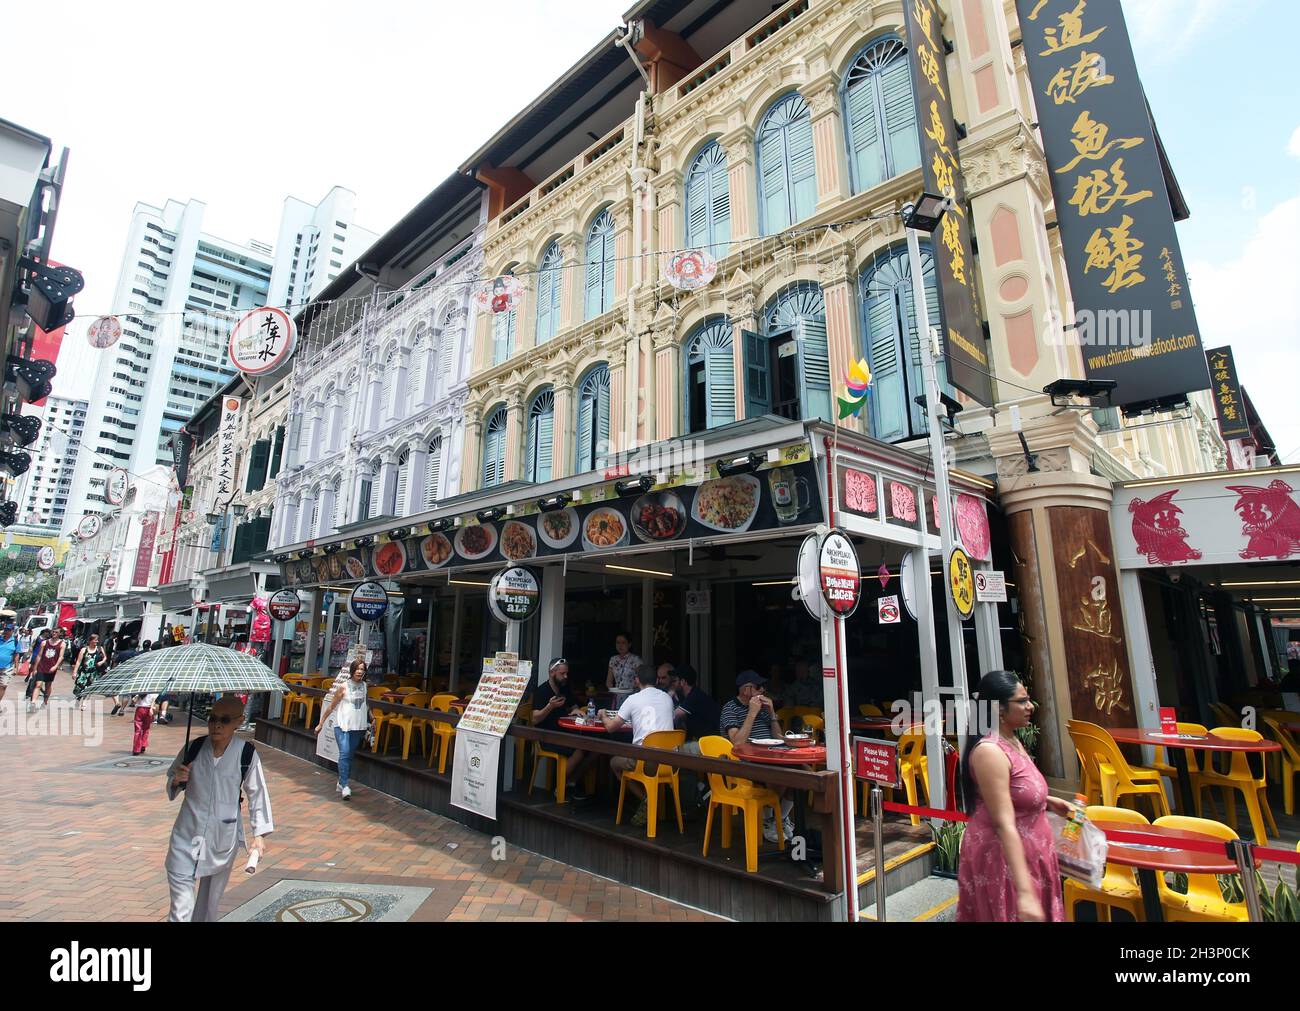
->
[7,0,1299,461]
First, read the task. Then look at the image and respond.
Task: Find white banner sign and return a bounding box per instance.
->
[215,397,243,504]
[315,682,340,763]
[450,728,502,820]
[974,570,1007,603]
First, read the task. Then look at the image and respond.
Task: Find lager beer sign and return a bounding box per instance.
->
[819,530,862,618]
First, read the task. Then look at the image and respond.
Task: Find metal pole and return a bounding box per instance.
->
[905,221,969,809]
[871,784,886,922]
[1231,839,1261,922]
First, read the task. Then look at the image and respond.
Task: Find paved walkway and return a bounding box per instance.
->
[0,677,717,922]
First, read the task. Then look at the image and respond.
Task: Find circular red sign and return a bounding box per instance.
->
[267,589,302,622]
[819,530,861,618]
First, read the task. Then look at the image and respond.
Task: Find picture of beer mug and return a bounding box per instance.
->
[769,467,811,523]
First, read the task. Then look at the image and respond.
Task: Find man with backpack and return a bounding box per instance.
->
[164,696,273,922]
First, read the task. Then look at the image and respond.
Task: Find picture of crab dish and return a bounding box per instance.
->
[632,492,685,542]
[537,507,579,549]
[421,533,454,568]
[456,523,497,560]
[692,474,760,532]
[582,508,627,551]
[501,521,537,561]
[372,540,407,577]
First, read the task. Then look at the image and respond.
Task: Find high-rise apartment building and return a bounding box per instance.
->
[63,198,273,531]
[8,394,86,534]
[266,186,377,312]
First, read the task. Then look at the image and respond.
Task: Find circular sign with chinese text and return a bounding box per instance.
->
[37,546,56,571]
[228,306,298,376]
[948,546,975,621]
[267,589,303,623]
[487,566,541,624]
[106,468,130,506]
[819,530,862,618]
[86,315,122,349]
[77,515,102,540]
[347,581,389,623]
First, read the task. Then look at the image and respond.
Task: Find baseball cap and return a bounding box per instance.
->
[735,669,767,688]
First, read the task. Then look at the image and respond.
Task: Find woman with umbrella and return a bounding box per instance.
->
[72,633,108,709]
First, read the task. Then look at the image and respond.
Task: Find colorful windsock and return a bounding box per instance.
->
[837,358,872,419]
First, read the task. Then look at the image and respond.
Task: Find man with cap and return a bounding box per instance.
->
[719,669,794,843]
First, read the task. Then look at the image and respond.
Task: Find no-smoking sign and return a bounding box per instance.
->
[974,570,1007,603]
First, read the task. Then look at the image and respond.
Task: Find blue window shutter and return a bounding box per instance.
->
[759,123,789,235]
[536,409,554,483]
[585,232,603,320]
[575,390,594,474]
[797,316,831,422]
[787,113,818,223]
[742,330,771,418]
[711,155,731,248]
[537,244,561,343]
[705,344,736,428]
[880,52,921,178]
[686,143,731,250]
[602,224,615,312]
[845,67,884,191]
[526,391,554,483]
[686,168,709,247]
[864,288,906,442]
[493,308,515,365]
[483,410,506,487]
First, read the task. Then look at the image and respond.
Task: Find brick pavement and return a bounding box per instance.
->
[0,675,718,922]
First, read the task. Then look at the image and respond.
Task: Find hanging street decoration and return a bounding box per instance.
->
[877,561,891,589]
[662,249,718,291]
[37,546,57,571]
[76,515,103,541]
[229,306,297,375]
[837,358,872,419]
[86,315,122,349]
[473,275,526,314]
[105,468,130,506]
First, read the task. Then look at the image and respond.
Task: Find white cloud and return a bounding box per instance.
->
[1123,0,1243,60]
[1187,196,1300,461]
[1289,125,1300,159]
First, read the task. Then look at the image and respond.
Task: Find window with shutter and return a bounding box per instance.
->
[482,407,507,488]
[410,335,430,406]
[366,461,381,519]
[685,143,731,250]
[526,389,555,482]
[684,318,736,432]
[585,212,616,320]
[764,283,829,423]
[394,450,409,515]
[536,243,563,344]
[492,305,516,365]
[268,426,284,478]
[380,348,397,418]
[844,38,920,194]
[424,437,442,508]
[358,479,373,523]
[440,313,457,383]
[333,479,346,527]
[575,366,610,474]
[858,243,948,442]
[742,330,772,419]
[245,439,270,493]
[757,94,818,235]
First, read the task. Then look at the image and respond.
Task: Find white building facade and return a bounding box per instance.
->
[63,198,273,531]
[266,186,378,311]
[10,394,86,534]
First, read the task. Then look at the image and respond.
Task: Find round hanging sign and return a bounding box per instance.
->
[819,529,862,618]
[487,566,542,624]
[228,306,297,376]
[899,552,918,621]
[347,580,389,623]
[86,315,122,349]
[36,546,56,571]
[267,589,303,623]
[948,546,975,621]
[105,573,117,590]
[105,468,130,506]
[77,514,103,540]
[473,275,525,314]
[662,249,718,291]
[795,533,826,622]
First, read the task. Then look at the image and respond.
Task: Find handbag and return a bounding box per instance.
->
[1048,810,1108,890]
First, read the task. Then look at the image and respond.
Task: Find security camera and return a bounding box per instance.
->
[1170,572,1182,583]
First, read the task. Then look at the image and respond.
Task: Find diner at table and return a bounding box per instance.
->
[529,658,600,801]
[720,670,794,844]
[600,664,676,827]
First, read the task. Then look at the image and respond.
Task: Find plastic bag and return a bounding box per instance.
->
[1048,810,1108,890]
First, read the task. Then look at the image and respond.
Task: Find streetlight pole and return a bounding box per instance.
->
[903,197,970,809]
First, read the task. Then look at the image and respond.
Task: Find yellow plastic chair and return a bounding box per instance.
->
[1064,806,1149,923]
[280,682,309,725]
[616,730,686,839]
[1152,816,1248,923]
[381,692,432,760]
[397,676,421,688]
[424,694,460,773]
[868,725,930,825]
[1209,702,1238,727]
[1258,710,1299,780]
[1194,728,1277,845]
[775,707,795,727]
[1148,722,1208,812]
[859,703,885,718]
[369,689,402,752]
[699,736,783,873]
[1068,720,1169,819]
[513,702,533,783]
[1261,717,1300,816]
[297,677,334,731]
[791,706,822,718]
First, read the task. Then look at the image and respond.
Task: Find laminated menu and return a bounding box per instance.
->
[456,652,532,739]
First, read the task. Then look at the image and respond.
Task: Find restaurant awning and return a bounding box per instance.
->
[157,580,195,612]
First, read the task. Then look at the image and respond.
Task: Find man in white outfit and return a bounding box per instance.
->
[164,695,273,922]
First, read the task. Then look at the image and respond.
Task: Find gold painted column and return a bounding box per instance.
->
[801,70,850,212]
[721,125,756,244]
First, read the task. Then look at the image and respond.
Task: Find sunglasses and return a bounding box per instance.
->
[207,714,238,726]
[549,658,569,671]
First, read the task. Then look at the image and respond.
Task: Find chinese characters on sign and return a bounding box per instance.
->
[903,0,993,406]
[215,397,243,505]
[1204,346,1250,440]
[1016,0,1210,411]
[228,306,297,375]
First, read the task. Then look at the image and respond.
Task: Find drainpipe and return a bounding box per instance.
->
[615,25,652,88]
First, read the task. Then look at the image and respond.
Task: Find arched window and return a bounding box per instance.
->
[585,211,617,320]
[307,490,320,536]
[741,283,830,422]
[684,318,735,433]
[685,143,730,250]
[859,243,947,442]
[844,37,921,193]
[380,344,399,419]
[324,384,341,452]
[441,308,458,382]
[363,459,381,520]
[393,448,410,515]
[491,277,516,366]
[482,406,508,488]
[757,94,818,235]
[574,365,611,474]
[535,243,563,344]
[525,388,555,483]
[423,436,443,509]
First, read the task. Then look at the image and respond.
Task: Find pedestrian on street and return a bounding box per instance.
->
[164,696,273,922]
[108,635,141,716]
[133,692,158,755]
[0,624,19,705]
[72,633,108,709]
[314,658,368,800]
[956,670,1074,923]
[26,629,64,710]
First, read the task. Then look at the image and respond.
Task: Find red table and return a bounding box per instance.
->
[557,716,613,733]
[850,716,896,734]
[731,742,828,766]
[1107,727,1281,815]
[1093,819,1237,923]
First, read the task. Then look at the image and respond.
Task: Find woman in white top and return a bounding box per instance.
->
[605,632,644,692]
[314,659,369,800]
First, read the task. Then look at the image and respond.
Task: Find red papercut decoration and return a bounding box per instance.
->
[844,469,878,515]
[955,494,991,561]
[1128,489,1202,565]
[889,482,917,523]
[1227,480,1300,560]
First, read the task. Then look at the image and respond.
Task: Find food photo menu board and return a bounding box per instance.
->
[282,446,824,588]
[456,652,532,739]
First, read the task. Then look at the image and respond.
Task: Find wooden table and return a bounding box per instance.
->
[1108,727,1281,815]
[1093,819,1237,922]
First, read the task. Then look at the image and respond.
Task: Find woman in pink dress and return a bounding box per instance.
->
[957,670,1075,922]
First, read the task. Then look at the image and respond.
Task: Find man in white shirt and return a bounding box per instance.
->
[601,664,675,827]
[164,695,273,921]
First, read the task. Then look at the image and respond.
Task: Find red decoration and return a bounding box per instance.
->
[1227,480,1300,560]
[844,469,878,516]
[888,482,917,523]
[1128,489,1202,565]
[955,494,991,561]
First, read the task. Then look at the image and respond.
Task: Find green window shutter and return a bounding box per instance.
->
[245,439,270,493]
[267,426,285,478]
[742,330,771,419]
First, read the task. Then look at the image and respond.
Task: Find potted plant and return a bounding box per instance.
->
[931,819,964,879]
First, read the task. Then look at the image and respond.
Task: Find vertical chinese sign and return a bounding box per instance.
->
[1017,0,1210,412]
[133,512,160,588]
[216,397,243,507]
[1204,346,1249,441]
[903,0,993,406]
